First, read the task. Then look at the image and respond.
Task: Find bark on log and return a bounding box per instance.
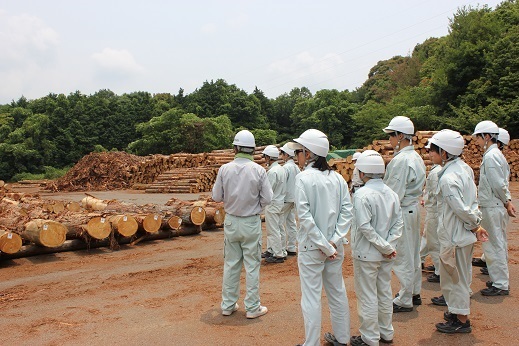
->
[0,229,23,254]
[22,219,67,247]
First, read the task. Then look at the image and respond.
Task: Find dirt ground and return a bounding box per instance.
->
[1,184,519,346]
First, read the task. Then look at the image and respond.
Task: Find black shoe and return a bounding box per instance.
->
[423,265,435,272]
[261,251,272,258]
[412,294,422,306]
[380,337,393,344]
[431,295,447,306]
[480,267,489,275]
[472,257,487,267]
[436,318,472,333]
[324,332,347,346]
[427,273,440,283]
[393,303,413,313]
[443,311,457,322]
[350,335,369,346]
[265,256,284,263]
[481,286,509,296]
[287,251,297,256]
[486,280,493,288]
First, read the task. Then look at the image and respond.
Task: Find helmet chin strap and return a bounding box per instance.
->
[301,147,317,168]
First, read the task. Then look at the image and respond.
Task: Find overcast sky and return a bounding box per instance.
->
[0,0,503,104]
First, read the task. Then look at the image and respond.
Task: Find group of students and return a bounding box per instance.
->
[211,116,515,346]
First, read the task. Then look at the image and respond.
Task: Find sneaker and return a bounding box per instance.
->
[287,251,297,256]
[436,318,472,334]
[350,336,369,346]
[261,251,272,258]
[412,294,422,306]
[443,311,457,322]
[472,257,487,267]
[481,286,509,296]
[222,303,239,316]
[393,303,413,313]
[427,273,440,283]
[324,332,347,346]
[431,295,447,306]
[265,256,284,263]
[246,306,268,319]
[480,267,489,275]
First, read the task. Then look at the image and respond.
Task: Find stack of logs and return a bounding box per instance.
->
[329,132,519,183]
[0,193,225,258]
[131,146,276,193]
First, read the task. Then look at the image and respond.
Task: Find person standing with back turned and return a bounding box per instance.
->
[382,116,426,312]
[212,129,273,319]
[290,129,353,346]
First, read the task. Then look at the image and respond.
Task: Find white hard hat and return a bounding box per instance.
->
[498,128,510,145]
[293,129,329,157]
[262,145,279,158]
[352,152,361,161]
[383,116,414,135]
[232,130,256,148]
[425,129,465,156]
[355,150,385,174]
[280,142,296,157]
[473,120,499,136]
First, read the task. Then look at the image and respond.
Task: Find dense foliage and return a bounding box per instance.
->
[0,1,517,180]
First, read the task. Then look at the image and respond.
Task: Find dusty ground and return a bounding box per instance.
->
[1,185,519,346]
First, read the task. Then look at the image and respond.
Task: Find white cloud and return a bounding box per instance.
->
[91,48,144,76]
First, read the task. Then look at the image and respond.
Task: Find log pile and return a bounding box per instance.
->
[0,192,226,258]
[330,131,519,183]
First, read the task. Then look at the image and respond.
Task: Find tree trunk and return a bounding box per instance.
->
[107,214,138,237]
[0,229,23,254]
[22,219,67,247]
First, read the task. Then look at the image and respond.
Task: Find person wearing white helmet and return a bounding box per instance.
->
[290,129,353,346]
[279,142,301,257]
[212,129,273,319]
[497,127,510,148]
[350,152,364,193]
[349,150,403,346]
[382,116,426,312]
[425,129,488,333]
[261,145,287,263]
[473,121,516,296]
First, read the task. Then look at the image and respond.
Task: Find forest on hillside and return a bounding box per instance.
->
[0,0,517,181]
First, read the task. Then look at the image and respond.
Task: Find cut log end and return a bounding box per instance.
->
[190,206,206,226]
[86,216,112,240]
[0,231,23,254]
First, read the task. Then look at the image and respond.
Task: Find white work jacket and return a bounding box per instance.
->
[295,165,353,257]
[351,167,363,188]
[423,165,441,213]
[384,145,426,207]
[283,159,300,203]
[478,144,512,208]
[267,161,287,206]
[212,156,273,216]
[351,179,403,261]
[436,158,481,249]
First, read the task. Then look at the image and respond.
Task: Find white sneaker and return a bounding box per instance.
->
[222,303,239,316]
[246,305,268,319]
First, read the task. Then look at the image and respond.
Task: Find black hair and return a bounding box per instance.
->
[429,143,440,153]
[312,156,333,171]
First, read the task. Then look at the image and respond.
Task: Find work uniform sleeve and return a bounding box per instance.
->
[385,159,408,203]
[259,170,273,208]
[387,205,403,250]
[330,174,353,246]
[212,170,224,202]
[295,179,336,256]
[441,179,481,231]
[486,154,512,203]
[355,195,395,255]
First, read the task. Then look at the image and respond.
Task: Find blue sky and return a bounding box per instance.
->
[0,0,503,104]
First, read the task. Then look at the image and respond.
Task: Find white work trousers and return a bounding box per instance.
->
[221,214,262,313]
[423,212,440,275]
[280,202,297,254]
[298,246,350,346]
[439,244,473,316]
[393,204,421,308]
[265,203,284,258]
[481,207,510,290]
[353,259,394,346]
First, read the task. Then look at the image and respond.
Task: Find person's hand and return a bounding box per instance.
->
[383,251,397,259]
[328,250,338,260]
[505,201,516,217]
[420,199,425,207]
[474,227,489,242]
